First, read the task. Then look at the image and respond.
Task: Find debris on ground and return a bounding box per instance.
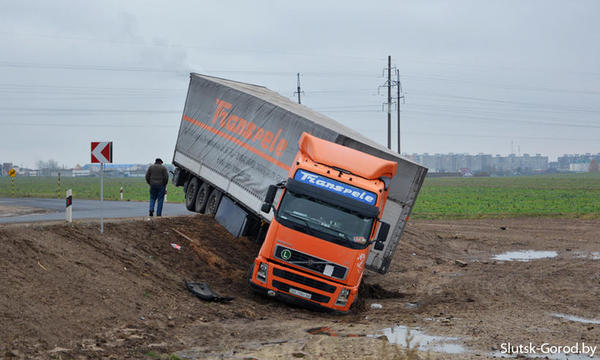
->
[185,281,234,302]
[454,259,468,267]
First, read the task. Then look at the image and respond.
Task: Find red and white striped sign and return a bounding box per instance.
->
[91,142,113,163]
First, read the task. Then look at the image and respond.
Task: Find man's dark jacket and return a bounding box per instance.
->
[146,164,169,186]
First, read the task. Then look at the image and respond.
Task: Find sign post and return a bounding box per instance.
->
[91,142,113,234]
[8,168,16,197]
[101,163,104,233]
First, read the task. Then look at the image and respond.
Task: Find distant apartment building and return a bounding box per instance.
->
[557,153,600,172]
[2,162,13,176]
[407,153,549,174]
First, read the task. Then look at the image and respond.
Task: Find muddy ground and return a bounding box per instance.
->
[0,215,599,359]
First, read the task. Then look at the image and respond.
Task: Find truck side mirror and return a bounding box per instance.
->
[261,185,278,214]
[377,222,390,242]
[261,202,272,214]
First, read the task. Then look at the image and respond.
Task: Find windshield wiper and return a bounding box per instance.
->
[283,211,315,235]
[314,223,353,243]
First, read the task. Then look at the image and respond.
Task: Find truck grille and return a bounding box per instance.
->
[274,245,348,280]
[273,268,336,293]
[271,280,331,304]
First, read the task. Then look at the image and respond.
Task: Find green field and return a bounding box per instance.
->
[411,172,600,219]
[0,176,185,203]
[1,173,599,219]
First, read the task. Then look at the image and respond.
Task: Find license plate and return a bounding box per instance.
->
[289,288,312,299]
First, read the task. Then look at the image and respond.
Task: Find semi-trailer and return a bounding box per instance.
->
[172,73,427,311]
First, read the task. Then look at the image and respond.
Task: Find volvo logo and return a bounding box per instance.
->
[281,249,292,260]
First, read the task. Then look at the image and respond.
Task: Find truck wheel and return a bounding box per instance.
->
[195,183,212,213]
[205,190,223,215]
[185,177,200,211]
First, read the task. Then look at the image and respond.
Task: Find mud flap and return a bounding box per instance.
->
[185,281,234,302]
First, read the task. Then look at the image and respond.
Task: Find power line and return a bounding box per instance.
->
[316,107,600,129]
[0,107,180,114]
[403,109,600,129]
[393,130,600,143]
[0,122,177,128]
[0,60,185,74]
[0,83,183,92]
[403,73,600,96]
[394,69,405,154]
[0,31,384,62]
[7,31,600,79]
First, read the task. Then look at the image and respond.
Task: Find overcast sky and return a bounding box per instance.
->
[1,0,599,168]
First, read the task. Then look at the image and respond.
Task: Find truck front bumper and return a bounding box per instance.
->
[248,258,357,313]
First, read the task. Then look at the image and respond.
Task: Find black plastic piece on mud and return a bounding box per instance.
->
[185,280,234,303]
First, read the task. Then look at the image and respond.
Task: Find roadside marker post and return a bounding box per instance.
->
[91,141,113,234]
[57,172,61,198]
[164,189,168,203]
[8,168,16,197]
[120,186,123,200]
[66,189,73,223]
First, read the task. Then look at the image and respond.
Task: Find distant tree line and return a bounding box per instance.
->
[36,159,60,170]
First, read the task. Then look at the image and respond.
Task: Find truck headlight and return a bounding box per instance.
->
[257,263,268,282]
[335,288,350,306]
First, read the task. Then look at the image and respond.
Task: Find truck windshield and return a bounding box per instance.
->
[275,190,374,249]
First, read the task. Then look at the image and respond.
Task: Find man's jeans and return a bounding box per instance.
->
[149,185,166,216]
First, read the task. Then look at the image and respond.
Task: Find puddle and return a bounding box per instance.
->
[492,250,557,262]
[374,325,466,354]
[552,313,600,325]
[574,251,600,260]
[403,302,419,309]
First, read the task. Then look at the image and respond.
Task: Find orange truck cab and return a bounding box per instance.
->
[249,132,397,312]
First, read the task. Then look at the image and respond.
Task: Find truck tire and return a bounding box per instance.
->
[205,189,223,215]
[185,177,200,211]
[194,183,212,213]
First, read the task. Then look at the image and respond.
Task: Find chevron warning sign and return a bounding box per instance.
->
[91,142,113,163]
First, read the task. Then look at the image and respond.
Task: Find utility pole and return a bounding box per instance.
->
[395,69,405,154]
[293,73,304,104]
[379,56,397,150]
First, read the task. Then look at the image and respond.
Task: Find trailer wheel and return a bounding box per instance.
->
[185,177,200,211]
[205,189,223,215]
[194,183,212,213]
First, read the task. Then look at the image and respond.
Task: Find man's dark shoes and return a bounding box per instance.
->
[149,210,154,217]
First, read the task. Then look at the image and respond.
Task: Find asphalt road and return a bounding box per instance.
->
[0,197,190,224]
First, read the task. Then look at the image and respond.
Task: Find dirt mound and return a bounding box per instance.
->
[0,215,406,358]
[0,216,265,358]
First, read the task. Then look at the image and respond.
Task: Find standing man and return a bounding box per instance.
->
[145,158,169,217]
